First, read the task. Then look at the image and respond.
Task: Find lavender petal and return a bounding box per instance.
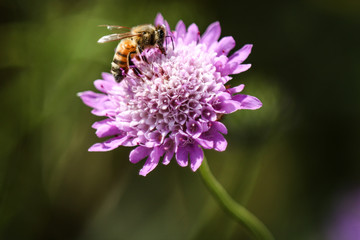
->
[184,23,200,44]
[189,144,204,171]
[215,36,236,56]
[92,119,121,138]
[175,20,186,40]
[228,44,253,64]
[129,146,152,164]
[89,135,128,152]
[139,147,164,176]
[200,21,221,47]
[232,64,252,74]
[232,94,263,110]
[154,13,164,26]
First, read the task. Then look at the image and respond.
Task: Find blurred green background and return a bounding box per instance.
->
[1,0,359,239]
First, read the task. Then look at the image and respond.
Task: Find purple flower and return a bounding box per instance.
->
[326,190,360,240]
[78,13,262,176]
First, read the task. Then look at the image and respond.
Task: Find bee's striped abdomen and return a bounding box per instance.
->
[111,39,137,82]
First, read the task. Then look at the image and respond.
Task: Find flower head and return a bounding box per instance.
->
[78,14,262,176]
[326,190,360,240]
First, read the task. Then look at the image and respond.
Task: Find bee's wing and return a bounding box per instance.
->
[97,33,139,43]
[98,25,132,30]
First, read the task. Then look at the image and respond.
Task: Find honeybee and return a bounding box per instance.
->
[98,24,166,82]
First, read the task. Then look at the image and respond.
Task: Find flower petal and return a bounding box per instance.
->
[92,119,121,138]
[232,94,263,110]
[215,36,236,56]
[163,151,174,165]
[89,135,127,152]
[120,137,138,147]
[214,55,228,73]
[175,146,189,167]
[212,121,228,134]
[186,120,203,138]
[129,146,152,164]
[225,100,243,113]
[228,84,245,94]
[163,20,172,39]
[78,91,117,117]
[232,64,252,74]
[196,136,213,149]
[221,61,238,76]
[201,106,217,121]
[200,21,221,46]
[78,91,108,109]
[213,133,227,152]
[162,138,175,165]
[101,72,115,82]
[228,44,253,64]
[139,147,164,176]
[91,109,115,117]
[184,23,200,44]
[214,99,241,114]
[197,123,228,152]
[154,13,164,26]
[189,144,203,171]
[94,79,115,93]
[175,20,186,40]
[174,132,191,167]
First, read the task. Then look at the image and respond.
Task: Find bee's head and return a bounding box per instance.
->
[155,25,166,55]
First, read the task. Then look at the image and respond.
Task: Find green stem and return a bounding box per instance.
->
[198,155,275,240]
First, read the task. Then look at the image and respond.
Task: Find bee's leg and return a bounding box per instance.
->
[127,51,142,78]
[132,66,142,77]
[137,46,149,64]
[127,51,137,69]
[166,35,174,51]
[114,71,126,82]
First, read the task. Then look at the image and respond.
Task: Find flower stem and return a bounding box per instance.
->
[198,156,275,240]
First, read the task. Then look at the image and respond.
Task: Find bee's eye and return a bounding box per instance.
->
[159,30,164,38]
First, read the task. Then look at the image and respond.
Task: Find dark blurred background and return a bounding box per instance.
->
[1,0,359,239]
